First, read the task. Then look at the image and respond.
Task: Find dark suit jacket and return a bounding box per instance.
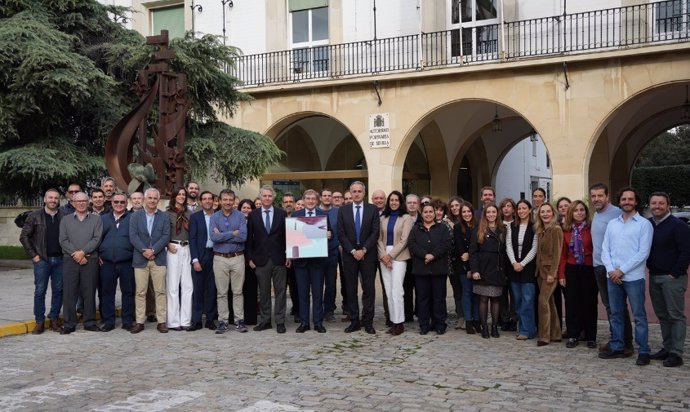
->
[246,207,288,267]
[337,202,379,260]
[129,209,171,268]
[291,208,331,267]
[189,209,213,263]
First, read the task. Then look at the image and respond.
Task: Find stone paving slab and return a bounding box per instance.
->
[0,320,688,411]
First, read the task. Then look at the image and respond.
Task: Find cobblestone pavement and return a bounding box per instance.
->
[1,316,689,411]
[2,267,689,411]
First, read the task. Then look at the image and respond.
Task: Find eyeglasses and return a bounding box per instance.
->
[68,191,80,194]
[74,200,88,203]
[112,200,127,205]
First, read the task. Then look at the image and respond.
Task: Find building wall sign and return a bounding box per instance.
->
[369,113,391,149]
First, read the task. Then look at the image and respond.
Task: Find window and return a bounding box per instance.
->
[290,2,329,74]
[151,4,185,40]
[449,0,499,61]
[656,0,688,37]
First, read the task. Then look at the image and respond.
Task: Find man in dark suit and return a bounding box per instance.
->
[246,185,290,334]
[291,189,330,333]
[337,181,380,334]
[129,188,171,334]
[188,191,218,331]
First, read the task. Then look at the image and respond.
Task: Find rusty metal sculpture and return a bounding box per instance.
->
[105,30,190,198]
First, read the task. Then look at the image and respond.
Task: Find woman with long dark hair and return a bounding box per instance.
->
[236,198,258,325]
[559,200,597,349]
[506,200,538,340]
[535,203,564,346]
[377,191,413,335]
[166,187,193,331]
[454,201,480,334]
[469,204,505,338]
[408,203,452,335]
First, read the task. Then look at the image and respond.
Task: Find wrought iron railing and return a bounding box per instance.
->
[232,0,689,87]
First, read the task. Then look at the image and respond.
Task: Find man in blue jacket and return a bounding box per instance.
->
[188,191,218,331]
[129,188,171,334]
[99,192,135,331]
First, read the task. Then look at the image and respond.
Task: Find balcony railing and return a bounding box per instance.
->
[233,0,689,87]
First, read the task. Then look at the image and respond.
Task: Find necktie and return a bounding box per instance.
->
[264,210,271,233]
[355,205,361,245]
[308,211,313,217]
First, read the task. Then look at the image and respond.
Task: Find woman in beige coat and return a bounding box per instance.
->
[535,202,564,346]
[378,190,413,335]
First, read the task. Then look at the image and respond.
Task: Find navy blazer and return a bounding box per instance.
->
[129,209,171,268]
[246,207,288,267]
[99,211,133,263]
[291,208,332,266]
[337,202,380,260]
[189,209,213,262]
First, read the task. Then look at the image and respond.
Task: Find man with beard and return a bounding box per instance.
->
[590,182,633,356]
[186,181,200,213]
[20,189,64,334]
[599,187,653,366]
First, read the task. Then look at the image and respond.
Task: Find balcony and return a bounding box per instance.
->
[232,0,690,87]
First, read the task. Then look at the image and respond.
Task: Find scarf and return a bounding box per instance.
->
[569,222,586,265]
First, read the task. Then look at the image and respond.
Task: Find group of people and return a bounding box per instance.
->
[20,179,689,367]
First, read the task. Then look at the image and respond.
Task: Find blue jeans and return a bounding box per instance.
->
[460,274,479,321]
[33,257,63,322]
[511,281,537,338]
[608,278,650,354]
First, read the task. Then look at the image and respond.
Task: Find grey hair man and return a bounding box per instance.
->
[58,191,103,334]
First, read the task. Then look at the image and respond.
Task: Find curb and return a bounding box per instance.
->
[0,308,123,338]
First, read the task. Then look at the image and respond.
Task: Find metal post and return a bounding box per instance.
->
[221,0,234,47]
[191,0,203,37]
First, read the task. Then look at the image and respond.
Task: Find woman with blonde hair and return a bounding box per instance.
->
[534,202,564,346]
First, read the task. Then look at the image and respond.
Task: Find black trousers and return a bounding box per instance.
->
[342,254,377,326]
[415,274,447,332]
[403,259,416,321]
[564,263,598,341]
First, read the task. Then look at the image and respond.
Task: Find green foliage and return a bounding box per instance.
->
[632,125,690,206]
[635,126,690,167]
[631,165,690,207]
[0,0,280,198]
[0,246,29,260]
[186,122,284,187]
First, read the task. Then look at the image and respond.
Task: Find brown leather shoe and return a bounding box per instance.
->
[49,319,61,332]
[157,323,168,333]
[31,322,45,335]
[130,323,145,334]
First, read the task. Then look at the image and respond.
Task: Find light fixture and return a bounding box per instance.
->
[491,105,502,132]
[529,130,538,142]
[682,85,690,122]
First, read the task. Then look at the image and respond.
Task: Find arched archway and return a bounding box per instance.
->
[587,81,690,192]
[398,98,545,204]
[261,113,367,195]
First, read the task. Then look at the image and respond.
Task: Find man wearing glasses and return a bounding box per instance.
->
[59,183,82,215]
[98,192,135,331]
[58,192,103,334]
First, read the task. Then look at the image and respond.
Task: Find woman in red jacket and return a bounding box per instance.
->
[558,200,597,349]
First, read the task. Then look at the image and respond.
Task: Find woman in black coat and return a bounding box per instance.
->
[469,204,506,338]
[408,203,452,335]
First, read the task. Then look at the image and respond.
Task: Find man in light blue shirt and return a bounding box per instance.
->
[599,187,653,366]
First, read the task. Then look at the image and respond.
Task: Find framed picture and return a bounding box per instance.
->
[285,216,328,259]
